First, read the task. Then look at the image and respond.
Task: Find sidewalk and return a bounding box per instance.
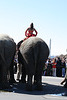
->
[0,76,67,100]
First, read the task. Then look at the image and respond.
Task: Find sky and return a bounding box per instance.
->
[0,0,67,56]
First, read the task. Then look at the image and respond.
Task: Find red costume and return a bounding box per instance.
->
[24,28,38,40]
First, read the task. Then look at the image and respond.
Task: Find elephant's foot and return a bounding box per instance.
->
[20,76,26,83]
[34,80,37,85]
[26,83,32,91]
[35,83,43,91]
[19,77,26,83]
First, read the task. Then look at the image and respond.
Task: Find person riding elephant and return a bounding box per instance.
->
[18,36,49,91]
[0,34,16,89]
[16,23,38,81]
[16,23,38,51]
[25,23,38,40]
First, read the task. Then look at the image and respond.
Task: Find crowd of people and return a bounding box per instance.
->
[43,57,66,77]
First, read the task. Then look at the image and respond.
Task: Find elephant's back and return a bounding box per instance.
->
[22,37,45,45]
[0,34,16,49]
[20,37,48,49]
[20,37,49,56]
[0,34,14,42]
[0,34,16,59]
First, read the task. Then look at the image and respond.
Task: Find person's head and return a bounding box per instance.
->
[30,23,34,29]
[58,57,60,60]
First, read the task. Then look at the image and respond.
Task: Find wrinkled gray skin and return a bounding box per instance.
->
[0,34,16,89]
[19,37,49,90]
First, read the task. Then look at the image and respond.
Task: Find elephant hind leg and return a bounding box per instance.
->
[34,60,45,91]
[34,74,43,91]
[26,75,33,91]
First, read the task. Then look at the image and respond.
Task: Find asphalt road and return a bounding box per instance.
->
[0,76,67,100]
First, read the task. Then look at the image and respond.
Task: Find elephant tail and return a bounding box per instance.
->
[33,43,41,68]
[0,48,6,64]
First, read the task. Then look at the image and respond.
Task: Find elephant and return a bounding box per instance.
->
[18,37,49,90]
[0,34,16,89]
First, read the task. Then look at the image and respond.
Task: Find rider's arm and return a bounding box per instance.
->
[34,28,38,36]
[25,28,29,37]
